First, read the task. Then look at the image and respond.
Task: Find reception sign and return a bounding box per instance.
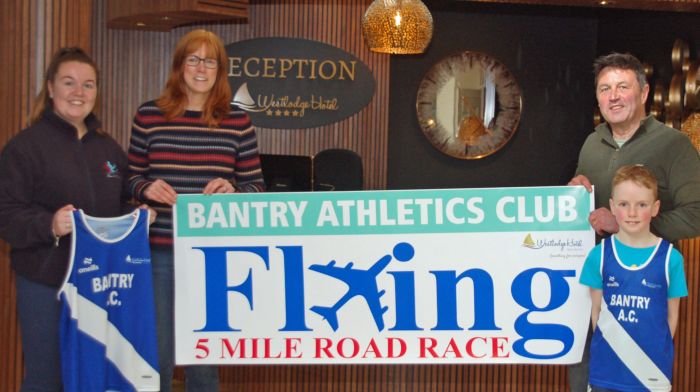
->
[173,186,594,365]
[226,37,376,129]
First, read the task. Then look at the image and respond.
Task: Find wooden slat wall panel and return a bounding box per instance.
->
[0,1,92,391]
[0,3,32,391]
[676,237,700,390]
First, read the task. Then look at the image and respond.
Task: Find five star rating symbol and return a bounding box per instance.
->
[265,109,303,117]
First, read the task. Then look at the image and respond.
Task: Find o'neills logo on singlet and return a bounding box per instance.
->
[78,256,100,274]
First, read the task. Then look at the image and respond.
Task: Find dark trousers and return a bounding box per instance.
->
[16,274,63,392]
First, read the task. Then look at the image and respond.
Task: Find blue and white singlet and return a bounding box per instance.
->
[58,209,159,392]
[589,237,673,391]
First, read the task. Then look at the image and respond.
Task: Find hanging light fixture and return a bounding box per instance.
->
[361,0,433,55]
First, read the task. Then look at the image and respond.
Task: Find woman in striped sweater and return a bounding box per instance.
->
[127,29,265,392]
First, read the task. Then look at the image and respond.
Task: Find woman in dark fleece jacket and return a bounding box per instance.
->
[0,47,132,392]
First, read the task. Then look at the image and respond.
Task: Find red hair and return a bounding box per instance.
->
[156,29,232,126]
[612,164,658,200]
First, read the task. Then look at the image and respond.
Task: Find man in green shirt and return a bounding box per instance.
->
[567,52,700,392]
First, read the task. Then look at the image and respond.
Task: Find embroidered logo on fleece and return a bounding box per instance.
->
[103,161,120,178]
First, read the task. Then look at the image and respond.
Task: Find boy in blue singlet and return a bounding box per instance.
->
[580,164,687,392]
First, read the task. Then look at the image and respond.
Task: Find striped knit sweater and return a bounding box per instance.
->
[127,100,265,248]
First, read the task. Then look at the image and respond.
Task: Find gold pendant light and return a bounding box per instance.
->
[361,0,433,54]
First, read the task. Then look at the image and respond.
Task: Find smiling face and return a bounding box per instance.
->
[48,61,97,130]
[182,44,218,109]
[610,180,660,237]
[596,67,649,138]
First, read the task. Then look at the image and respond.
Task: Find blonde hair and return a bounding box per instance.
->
[612,164,658,200]
[156,29,232,127]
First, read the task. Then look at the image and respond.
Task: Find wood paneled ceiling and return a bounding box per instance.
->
[457,0,700,13]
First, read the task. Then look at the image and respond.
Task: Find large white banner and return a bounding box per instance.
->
[173,186,594,365]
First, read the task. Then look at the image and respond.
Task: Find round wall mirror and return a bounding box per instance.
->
[416,51,522,159]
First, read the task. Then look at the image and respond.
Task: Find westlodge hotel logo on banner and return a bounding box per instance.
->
[226,37,376,128]
[173,187,595,365]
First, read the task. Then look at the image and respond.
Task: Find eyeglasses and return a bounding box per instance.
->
[185,55,218,69]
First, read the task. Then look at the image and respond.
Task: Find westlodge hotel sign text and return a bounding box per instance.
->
[226,37,376,129]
